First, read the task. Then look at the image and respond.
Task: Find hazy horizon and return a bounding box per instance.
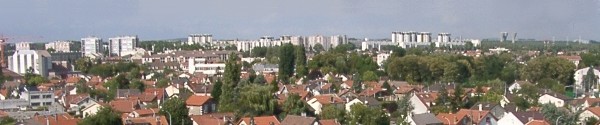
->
[1,0,599,42]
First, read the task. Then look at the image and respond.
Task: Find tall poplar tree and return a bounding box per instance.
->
[219,53,241,112]
[295,44,308,78]
[278,43,295,83]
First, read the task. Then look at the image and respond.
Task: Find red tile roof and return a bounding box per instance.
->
[33,113,79,125]
[190,115,227,125]
[312,95,345,105]
[319,119,341,125]
[65,76,80,84]
[186,95,212,106]
[123,116,168,125]
[110,99,139,113]
[238,116,280,125]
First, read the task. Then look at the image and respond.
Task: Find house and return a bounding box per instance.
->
[436,112,471,125]
[110,99,140,114]
[281,115,319,125]
[32,113,79,125]
[307,95,345,114]
[116,89,141,99]
[165,83,186,97]
[508,81,532,94]
[538,90,570,107]
[237,116,280,125]
[453,109,498,125]
[319,119,341,125]
[82,102,106,118]
[345,97,381,112]
[123,115,169,125]
[559,55,581,68]
[341,80,353,90]
[62,94,96,114]
[568,96,600,110]
[469,102,506,119]
[128,108,159,118]
[191,114,234,125]
[525,120,550,125]
[497,112,524,125]
[186,95,216,115]
[186,84,213,96]
[410,92,438,114]
[18,85,54,108]
[408,113,443,125]
[144,88,167,104]
[580,107,600,122]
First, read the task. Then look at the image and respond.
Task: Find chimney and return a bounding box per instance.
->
[478,104,482,111]
[46,116,49,125]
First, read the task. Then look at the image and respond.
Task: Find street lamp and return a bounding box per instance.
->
[556,115,563,125]
[165,111,172,125]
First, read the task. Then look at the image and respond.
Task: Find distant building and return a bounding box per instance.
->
[392,31,465,48]
[188,34,213,45]
[15,42,31,50]
[81,36,103,56]
[109,36,138,57]
[45,41,72,52]
[19,85,54,108]
[7,50,52,78]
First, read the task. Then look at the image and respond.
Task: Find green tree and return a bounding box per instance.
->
[313,43,325,53]
[451,84,464,112]
[347,104,389,125]
[319,105,346,124]
[541,103,581,125]
[396,94,414,125]
[278,43,295,83]
[219,53,242,112]
[361,71,378,82]
[523,56,575,84]
[78,107,122,125]
[129,80,145,91]
[295,44,308,78]
[583,67,598,93]
[253,74,266,84]
[160,97,191,125]
[280,94,308,118]
[75,57,93,73]
[211,80,223,102]
[236,84,278,117]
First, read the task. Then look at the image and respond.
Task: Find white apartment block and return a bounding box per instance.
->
[392,31,465,48]
[7,50,52,78]
[45,41,71,52]
[142,50,233,75]
[361,41,397,51]
[187,34,213,45]
[109,36,138,57]
[81,36,103,56]
[15,42,31,50]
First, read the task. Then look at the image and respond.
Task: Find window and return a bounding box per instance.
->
[43,95,52,99]
[43,102,52,106]
[31,103,40,106]
[31,95,40,99]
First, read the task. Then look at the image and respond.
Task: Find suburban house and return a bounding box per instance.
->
[538,90,570,107]
[281,115,319,125]
[410,92,438,114]
[580,107,600,122]
[32,113,79,125]
[307,94,345,114]
[408,113,443,125]
[345,97,381,112]
[109,99,140,114]
[237,115,280,125]
[318,119,341,125]
[469,102,506,119]
[18,85,54,108]
[186,95,216,115]
[81,102,105,118]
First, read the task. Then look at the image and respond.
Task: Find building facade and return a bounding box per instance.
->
[7,50,52,77]
[45,41,72,52]
[81,36,103,56]
[109,36,138,57]
[15,42,31,50]
[188,34,213,45]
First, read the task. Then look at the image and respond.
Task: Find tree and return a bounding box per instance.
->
[280,94,308,118]
[313,43,325,53]
[236,84,278,117]
[541,103,581,125]
[361,71,378,82]
[219,53,242,112]
[211,80,223,102]
[451,84,464,112]
[320,105,346,124]
[253,74,266,84]
[78,107,122,125]
[160,97,191,125]
[382,81,393,93]
[295,44,308,78]
[278,43,295,83]
[347,104,389,125]
[583,67,598,93]
[396,94,413,125]
[75,57,93,73]
[431,86,451,114]
[129,80,145,92]
[523,56,575,84]
[586,117,599,125]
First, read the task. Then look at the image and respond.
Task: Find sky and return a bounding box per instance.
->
[0,0,599,42]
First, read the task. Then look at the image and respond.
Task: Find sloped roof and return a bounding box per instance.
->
[412,113,443,125]
[186,95,212,106]
[238,116,280,125]
[281,115,316,125]
[110,99,139,113]
[33,113,79,125]
[319,119,341,125]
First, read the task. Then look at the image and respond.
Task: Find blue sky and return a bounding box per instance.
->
[1,0,599,42]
